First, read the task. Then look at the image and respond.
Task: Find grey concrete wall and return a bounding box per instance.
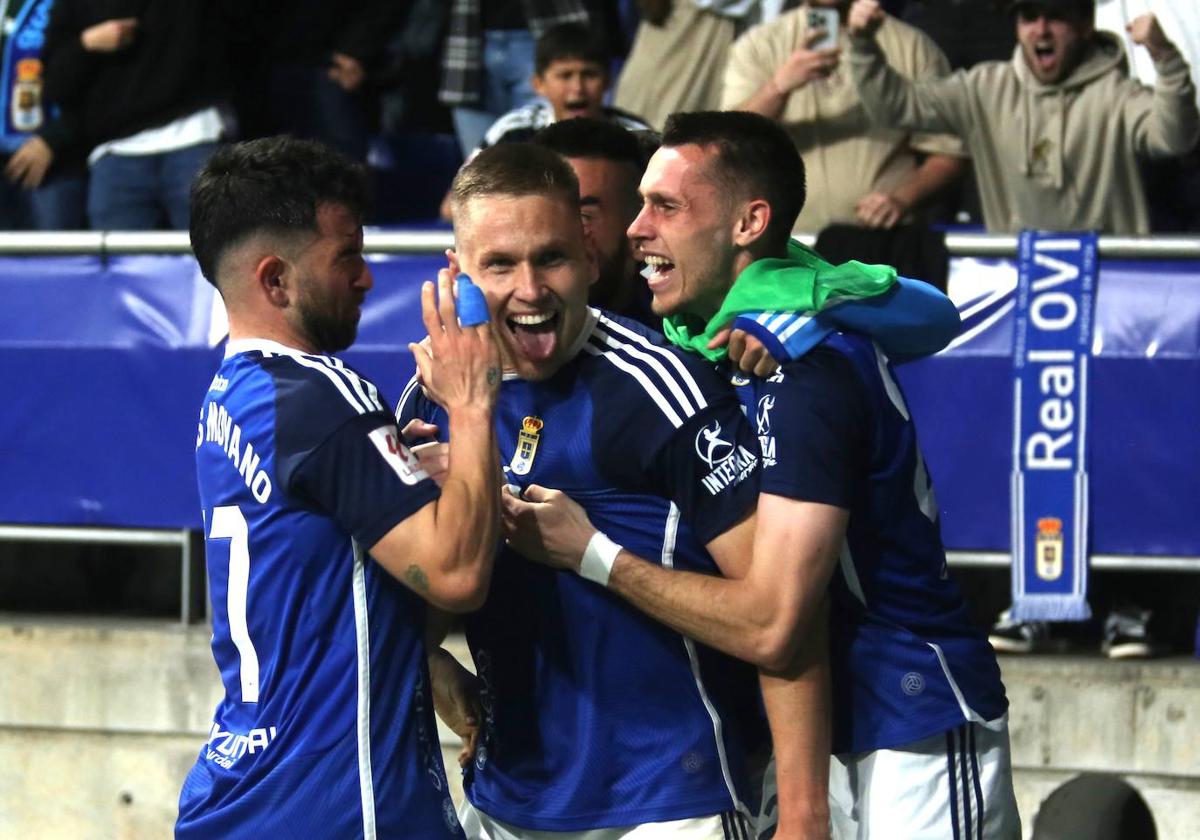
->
[2,618,1198,839]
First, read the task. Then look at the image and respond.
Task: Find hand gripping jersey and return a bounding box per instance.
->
[732,331,1007,755]
[176,339,458,839]
[398,310,767,832]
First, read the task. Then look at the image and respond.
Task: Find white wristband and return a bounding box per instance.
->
[579,531,622,587]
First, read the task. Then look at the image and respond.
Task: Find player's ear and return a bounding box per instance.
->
[254,255,292,308]
[732,198,771,249]
[581,227,601,287]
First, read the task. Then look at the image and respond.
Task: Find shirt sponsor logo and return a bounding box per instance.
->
[205,721,278,769]
[756,395,777,467]
[369,425,429,486]
[695,420,758,495]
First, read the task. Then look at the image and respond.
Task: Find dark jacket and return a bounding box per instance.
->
[41,0,237,157]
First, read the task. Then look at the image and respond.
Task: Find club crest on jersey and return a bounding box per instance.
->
[509,416,543,476]
[695,420,758,495]
[1035,516,1065,581]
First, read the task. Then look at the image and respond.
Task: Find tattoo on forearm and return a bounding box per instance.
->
[406,564,431,593]
[487,367,499,386]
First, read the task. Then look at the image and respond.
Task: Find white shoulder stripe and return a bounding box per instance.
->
[321,356,384,413]
[591,327,701,422]
[396,374,422,421]
[594,316,709,411]
[289,354,371,414]
[583,342,685,428]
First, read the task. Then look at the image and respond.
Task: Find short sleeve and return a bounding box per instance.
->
[287,413,441,549]
[649,396,761,545]
[394,376,446,442]
[757,346,869,508]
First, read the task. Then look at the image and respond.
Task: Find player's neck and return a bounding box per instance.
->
[227,317,317,355]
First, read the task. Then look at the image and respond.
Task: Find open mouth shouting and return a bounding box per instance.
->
[506,310,561,362]
[1032,41,1058,72]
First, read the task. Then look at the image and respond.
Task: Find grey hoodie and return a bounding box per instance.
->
[848,29,1200,233]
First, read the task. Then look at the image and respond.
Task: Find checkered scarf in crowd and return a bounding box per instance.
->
[439,0,591,106]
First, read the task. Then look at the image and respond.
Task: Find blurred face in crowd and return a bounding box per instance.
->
[567,155,640,310]
[533,58,609,122]
[290,203,372,353]
[1016,4,1093,83]
[454,192,596,381]
[627,144,738,320]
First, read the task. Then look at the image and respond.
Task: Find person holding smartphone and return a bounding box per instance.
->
[722,1,966,235]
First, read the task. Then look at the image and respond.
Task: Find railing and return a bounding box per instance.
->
[0,230,1198,258]
[2,231,1197,621]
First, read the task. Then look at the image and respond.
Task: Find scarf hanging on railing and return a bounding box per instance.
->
[1009,230,1096,621]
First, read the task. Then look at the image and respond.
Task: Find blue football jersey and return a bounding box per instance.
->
[176,339,459,839]
[398,310,767,831]
[733,332,1008,755]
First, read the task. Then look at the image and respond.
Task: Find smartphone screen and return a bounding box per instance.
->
[807,8,839,50]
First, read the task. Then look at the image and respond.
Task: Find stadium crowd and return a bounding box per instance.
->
[0,0,1195,233]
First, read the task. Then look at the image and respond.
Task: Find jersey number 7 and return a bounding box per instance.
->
[210,505,261,703]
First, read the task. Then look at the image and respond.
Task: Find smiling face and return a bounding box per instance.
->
[454,192,596,381]
[1016,6,1092,84]
[626,144,738,320]
[289,202,372,353]
[533,58,608,122]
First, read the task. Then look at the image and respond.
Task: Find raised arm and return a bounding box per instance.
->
[1123,13,1200,158]
[369,271,502,612]
[845,0,972,137]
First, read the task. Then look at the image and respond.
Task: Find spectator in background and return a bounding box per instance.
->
[534,117,659,327]
[42,1,236,230]
[1095,0,1200,232]
[0,0,87,230]
[440,23,651,220]
[439,0,594,158]
[614,1,749,131]
[474,23,651,150]
[723,1,966,236]
[236,0,410,163]
[846,0,1200,233]
[900,0,1017,70]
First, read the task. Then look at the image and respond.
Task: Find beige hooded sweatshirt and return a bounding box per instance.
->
[848,29,1200,233]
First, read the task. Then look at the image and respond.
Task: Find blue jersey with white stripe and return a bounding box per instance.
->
[398,310,767,832]
[733,332,1007,755]
[176,339,459,839]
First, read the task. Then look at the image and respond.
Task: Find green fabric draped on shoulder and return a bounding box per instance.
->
[661,239,898,360]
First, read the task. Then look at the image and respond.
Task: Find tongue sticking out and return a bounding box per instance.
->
[511,320,558,361]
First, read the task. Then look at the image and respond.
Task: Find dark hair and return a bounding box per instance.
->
[535,22,608,76]
[451,142,581,218]
[533,117,645,171]
[189,136,369,286]
[661,111,806,253]
[1008,0,1094,23]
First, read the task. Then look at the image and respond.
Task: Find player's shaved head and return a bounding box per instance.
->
[190,136,370,289]
[450,143,581,230]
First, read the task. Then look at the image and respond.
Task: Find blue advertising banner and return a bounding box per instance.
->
[1009,231,1097,621]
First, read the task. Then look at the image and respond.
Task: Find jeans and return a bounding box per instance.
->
[262,64,368,162]
[451,28,538,156]
[88,141,218,231]
[0,158,88,230]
